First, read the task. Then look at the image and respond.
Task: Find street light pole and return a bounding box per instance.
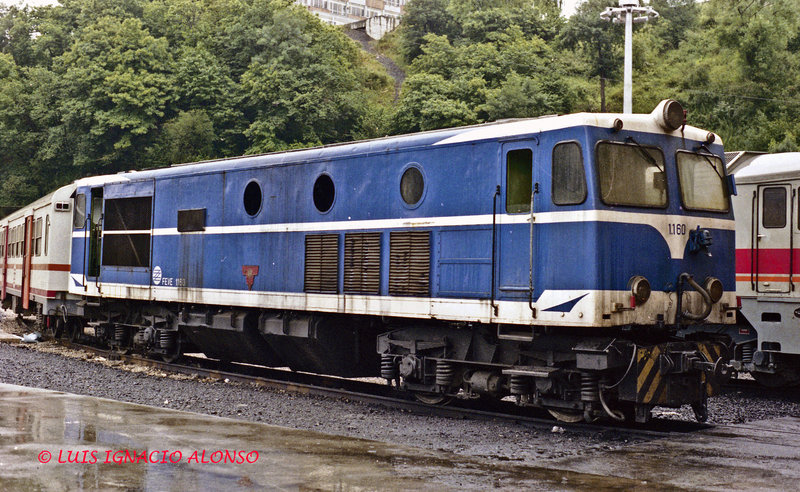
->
[600,0,659,114]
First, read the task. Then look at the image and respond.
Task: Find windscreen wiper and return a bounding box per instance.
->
[695,144,723,179]
[626,136,664,173]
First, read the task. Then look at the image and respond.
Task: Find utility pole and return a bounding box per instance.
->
[600,0,659,114]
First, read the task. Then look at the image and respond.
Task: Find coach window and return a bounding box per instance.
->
[34,218,42,256]
[763,187,786,228]
[313,174,335,213]
[596,141,666,208]
[506,149,533,213]
[44,215,49,256]
[73,193,86,228]
[552,142,586,205]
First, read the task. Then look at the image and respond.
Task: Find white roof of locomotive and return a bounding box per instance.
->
[434,112,718,146]
[72,103,721,186]
[732,152,800,184]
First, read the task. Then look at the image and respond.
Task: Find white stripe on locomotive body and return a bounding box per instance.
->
[76,280,735,328]
[72,210,734,260]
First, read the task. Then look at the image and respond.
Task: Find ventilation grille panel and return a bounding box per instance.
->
[304,234,339,293]
[389,231,430,296]
[344,233,381,294]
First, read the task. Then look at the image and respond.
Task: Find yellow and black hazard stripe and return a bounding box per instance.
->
[697,342,726,397]
[636,345,668,405]
[636,342,727,403]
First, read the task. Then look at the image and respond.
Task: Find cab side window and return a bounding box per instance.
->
[506,149,533,213]
[552,142,586,205]
[73,193,86,229]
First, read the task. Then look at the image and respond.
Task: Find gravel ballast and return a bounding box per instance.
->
[2,327,799,467]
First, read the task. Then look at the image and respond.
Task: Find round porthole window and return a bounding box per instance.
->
[400,166,424,206]
[243,180,262,216]
[313,174,335,213]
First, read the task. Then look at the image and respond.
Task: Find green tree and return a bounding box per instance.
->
[172,46,247,156]
[0,53,40,207]
[158,109,216,165]
[398,0,457,62]
[241,5,386,152]
[392,73,478,133]
[559,0,620,83]
[52,16,174,173]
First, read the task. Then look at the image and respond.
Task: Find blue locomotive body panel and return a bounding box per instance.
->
[68,116,736,328]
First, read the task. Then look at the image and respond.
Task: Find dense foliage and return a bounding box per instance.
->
[0,0,393,209]
[0,0,798,210]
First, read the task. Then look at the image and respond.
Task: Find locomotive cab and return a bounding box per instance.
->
[380,100,737,422]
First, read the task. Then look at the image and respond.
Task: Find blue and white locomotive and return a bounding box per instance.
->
[5,100,736,423]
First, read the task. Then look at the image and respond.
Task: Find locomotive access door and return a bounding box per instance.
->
[755,184,793,293]
[498,143,538,300]
[87,188,103,280]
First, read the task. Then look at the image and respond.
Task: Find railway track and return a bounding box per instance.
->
[723,374,800,398]
[57,340,709,438]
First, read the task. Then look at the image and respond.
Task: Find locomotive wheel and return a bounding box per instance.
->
[111,345,131,356]
[52,318,64,339]
[161,353,181,363]
[547,409,583,423]
[161,337,183,363]
[752,371,800,388]
[413,392,453,405]
[66,319,83,342]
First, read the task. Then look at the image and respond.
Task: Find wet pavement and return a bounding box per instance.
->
[0,383,799,491]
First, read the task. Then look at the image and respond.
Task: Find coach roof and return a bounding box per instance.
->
[732,152,800,184]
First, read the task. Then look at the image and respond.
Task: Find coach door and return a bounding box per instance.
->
[498,143,538,302]
[1,226,7,299]
[755,184,793,293]
[21,215,33,308]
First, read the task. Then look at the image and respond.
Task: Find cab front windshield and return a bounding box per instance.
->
[676,151,728,212]
[596,141,667,207]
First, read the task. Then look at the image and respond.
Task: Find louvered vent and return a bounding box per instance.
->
[389,231,430,296]
[304,234,339,293]
[344,233,381,294]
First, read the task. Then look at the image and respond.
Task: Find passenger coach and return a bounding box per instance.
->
[728,152,800,386]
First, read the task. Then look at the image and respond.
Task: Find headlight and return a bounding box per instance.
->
[629,276,651,305]
[652,99,684,131]
[704,277,724,303]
